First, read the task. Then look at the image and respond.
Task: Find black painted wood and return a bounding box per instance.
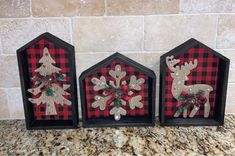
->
[17,32,78,130]
[79,52,156,128]
[159,38,230,126]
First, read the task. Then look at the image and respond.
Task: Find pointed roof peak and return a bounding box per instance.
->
[17,32,74,54]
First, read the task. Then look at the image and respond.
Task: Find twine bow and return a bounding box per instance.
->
[104,85,134,106]
[32,73,64,92]
[177,91,207,111]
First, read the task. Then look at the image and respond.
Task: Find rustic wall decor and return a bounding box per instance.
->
[17,32,78,129]
[80,52,156,128]
[159,38,230,126]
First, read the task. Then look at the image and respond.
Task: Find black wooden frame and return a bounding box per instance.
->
[159,38,230,126]
[79,52,156,128]
[17,32,78,129]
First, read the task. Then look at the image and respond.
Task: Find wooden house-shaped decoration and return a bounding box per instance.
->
[17,32,78,129]
[79,52,156,128]
[160,38,230,126]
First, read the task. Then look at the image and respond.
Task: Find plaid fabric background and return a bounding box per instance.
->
[164,47,219,118]
[84,60,150,118]
[26,39,72,120]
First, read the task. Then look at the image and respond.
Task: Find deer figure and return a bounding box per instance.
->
[166,56,213,118]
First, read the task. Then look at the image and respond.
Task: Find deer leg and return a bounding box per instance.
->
[174,110,181,118]
[173,101,182,118]
[204,95,210,118]
[183,109,188,118]
[189,105,200,118]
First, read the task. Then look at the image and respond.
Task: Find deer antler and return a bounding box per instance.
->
[166,56,180,72]
[181,59,198,75]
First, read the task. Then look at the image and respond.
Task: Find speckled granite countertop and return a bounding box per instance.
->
[0,115,235,156]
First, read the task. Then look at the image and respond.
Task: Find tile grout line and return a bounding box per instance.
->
[215,48,235,51]
[142,16,145,51]
[215,15,219,49]
[178,0,182,14]
[74,51,166,54]
[1,13,235,21]
[29,0,33,18]
[0,87,21,90]
[104,0,107,16]
[69,18,74,45]
[0,54,17,56]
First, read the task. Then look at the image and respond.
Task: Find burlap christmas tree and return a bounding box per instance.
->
[28,47,71,115]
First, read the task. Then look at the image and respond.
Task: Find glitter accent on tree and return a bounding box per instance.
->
[28,47,71,115]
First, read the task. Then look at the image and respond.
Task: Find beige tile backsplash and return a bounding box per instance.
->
[0,0,235,119]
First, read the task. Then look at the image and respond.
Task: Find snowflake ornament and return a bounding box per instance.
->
[91,64,145,121]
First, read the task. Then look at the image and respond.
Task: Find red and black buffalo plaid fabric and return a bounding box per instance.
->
[26,39,72,120]
[84,60,150,118]
[164,47,219,118]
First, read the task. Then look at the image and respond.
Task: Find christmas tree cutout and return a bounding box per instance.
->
[28,47,71,116]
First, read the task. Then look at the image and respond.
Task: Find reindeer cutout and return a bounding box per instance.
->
[166,55,213,118]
